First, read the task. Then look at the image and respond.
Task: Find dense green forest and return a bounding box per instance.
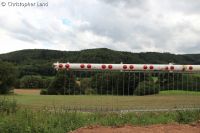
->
[0,48,200,95]
[0,48,200,77]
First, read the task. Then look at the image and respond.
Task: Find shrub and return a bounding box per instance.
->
[80,78,96,94]
[42,78,53,88]
[176,110,200,124]
[20,75,44,88]
[48,71,81,95]
[40,89,48,95]
[134,79,160,96]
[160,74,200,91]
[91,72,143,95]
[84,88,96,95]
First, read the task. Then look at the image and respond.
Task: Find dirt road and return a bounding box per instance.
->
[72,123,200,133]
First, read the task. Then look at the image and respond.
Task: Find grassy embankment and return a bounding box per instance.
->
[0,97,200,133]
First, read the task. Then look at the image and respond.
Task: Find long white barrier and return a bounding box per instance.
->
[53,62,200,72]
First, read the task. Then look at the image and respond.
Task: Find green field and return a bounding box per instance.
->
[0,91,200,133]
[1,90,200,111]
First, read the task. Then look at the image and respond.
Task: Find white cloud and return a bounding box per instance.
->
[0,0,200,54]
[0,29,45,53]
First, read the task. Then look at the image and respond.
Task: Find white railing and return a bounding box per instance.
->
[53,62,200,72]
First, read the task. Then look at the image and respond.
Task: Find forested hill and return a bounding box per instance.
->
[0,48,199,77]
[1,48,200,64]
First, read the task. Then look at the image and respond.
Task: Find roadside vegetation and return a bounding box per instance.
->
[0,98,200,133]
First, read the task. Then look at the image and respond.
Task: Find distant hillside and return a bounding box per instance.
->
[1,48,200,64]
[0,48,200,77]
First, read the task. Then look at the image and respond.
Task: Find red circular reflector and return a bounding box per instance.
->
[123,65,127,69]
[143,65,148,70]
[170,66,174,70]
[129,65,134,69]
[165,66,169,70]
[102,65,106,69]
[108,65,112,69]
[59,64,63,68]
[150,65,154,70]
[65,64,70,69]
[80,64,85,68]
[189,66,193,70]
[87,64,91,69]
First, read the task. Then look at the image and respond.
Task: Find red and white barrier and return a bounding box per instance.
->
[53,62,200,72]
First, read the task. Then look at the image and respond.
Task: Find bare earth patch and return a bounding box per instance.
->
[71,123,200,133]
[14,89,41,95]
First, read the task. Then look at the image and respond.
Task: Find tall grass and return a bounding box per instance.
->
[0,98,199,133]
[0,109,200,133]
[0,97,17,113]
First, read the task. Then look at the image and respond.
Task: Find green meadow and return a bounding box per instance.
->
[1,90,200,111]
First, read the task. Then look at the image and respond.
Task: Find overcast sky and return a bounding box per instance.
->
[0,0,200,54]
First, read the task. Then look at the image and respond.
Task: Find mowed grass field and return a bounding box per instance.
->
[1,89,200,111]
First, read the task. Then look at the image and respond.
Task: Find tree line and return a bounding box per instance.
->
[0,48,200,95]
[0,48,200,78]
[43,70,200,96]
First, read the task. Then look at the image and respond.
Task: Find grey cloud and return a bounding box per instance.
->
[16,19,54,43]
[5,19,55,44]
[1,0,200,54]
[167,0,200,14]
[72,0,200,53]
[102,0,200,14]
[101,0,147,8]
